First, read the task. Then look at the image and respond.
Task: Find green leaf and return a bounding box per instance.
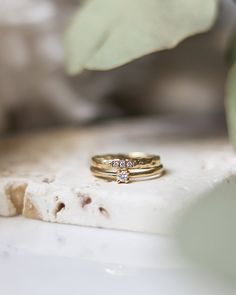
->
[226,62,236,148]
[65,0,218,75]
[177,176,236,281]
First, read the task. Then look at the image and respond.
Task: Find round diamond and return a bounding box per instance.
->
[117,170,130,183]
[119,160,126,168]
[112,160,119,168]
[126,160,134,168]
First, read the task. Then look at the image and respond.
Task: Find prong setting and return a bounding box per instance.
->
[116,170,130,184]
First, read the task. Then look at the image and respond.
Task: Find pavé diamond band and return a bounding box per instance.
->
[90,153,164,184]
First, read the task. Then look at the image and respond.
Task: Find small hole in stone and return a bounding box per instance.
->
[55,202,65,215]
[99,207,109,218]
[81,196,92,208]
[42,177,54,184]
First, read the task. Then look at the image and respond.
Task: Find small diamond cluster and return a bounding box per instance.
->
[111,160,134,169]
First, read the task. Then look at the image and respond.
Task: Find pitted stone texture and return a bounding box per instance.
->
[0,118,235,234]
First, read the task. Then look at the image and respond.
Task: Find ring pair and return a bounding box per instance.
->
[90,153,164,184]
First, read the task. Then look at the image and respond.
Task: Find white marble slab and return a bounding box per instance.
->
[0,217,235,295]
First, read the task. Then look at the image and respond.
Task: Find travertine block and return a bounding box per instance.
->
[0,118,235,234]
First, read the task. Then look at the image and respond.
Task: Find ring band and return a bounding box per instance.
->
[90,153,164,184]
[91,153,161,170]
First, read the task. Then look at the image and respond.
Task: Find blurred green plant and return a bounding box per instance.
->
[65,0,236,149]
[226,38,236,148]
[177,176,236,282]
[65,0,218,74]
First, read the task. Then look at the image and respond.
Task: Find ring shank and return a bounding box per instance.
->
[91,153,161,169]
[90,165,164,181]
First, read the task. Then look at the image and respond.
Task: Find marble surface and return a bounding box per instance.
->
[0,217,236,295]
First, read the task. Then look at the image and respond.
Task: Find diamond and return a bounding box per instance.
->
[119,160,126,168]
[112,160,120,168]
[126,160,134,168]
[116,170,130,183]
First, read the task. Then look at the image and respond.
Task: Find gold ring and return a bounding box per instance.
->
[90,153,164,184]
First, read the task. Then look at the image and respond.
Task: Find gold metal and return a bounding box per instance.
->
[90,153,164,184]
[91,153,160,169]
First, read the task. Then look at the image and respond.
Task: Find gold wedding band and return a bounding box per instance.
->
[90,153,164,184]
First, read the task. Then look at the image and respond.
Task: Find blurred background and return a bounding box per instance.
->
[0,0,236,134]
[1,2,236,294]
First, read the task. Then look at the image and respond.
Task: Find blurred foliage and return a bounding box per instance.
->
[177,176,236,282]
[228,36,236,64]
[226,37,236,148]
[226,63,236,148]
[65,0,218,75]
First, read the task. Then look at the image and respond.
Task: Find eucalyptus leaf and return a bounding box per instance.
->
[226,57,236,148]
[177,176,236,281]
[65,0,218,74]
